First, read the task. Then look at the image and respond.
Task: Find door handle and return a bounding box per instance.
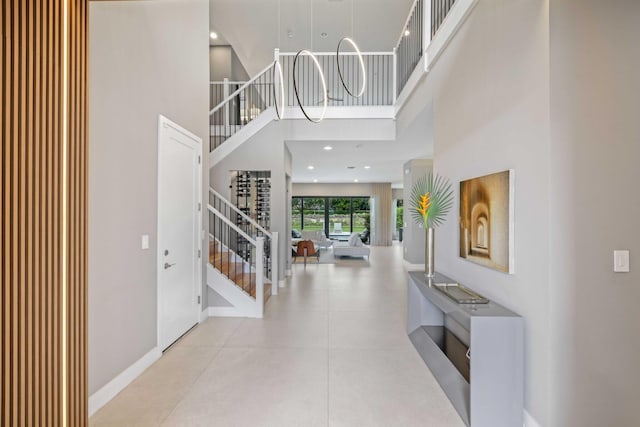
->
[164,262,176,269]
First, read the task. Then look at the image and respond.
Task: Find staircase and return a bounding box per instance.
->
[209,240,271,300]
[206,188,278,318]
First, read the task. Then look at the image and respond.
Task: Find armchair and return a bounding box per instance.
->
[294,240,319,266]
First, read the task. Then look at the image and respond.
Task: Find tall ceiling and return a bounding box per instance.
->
[209,0,429,186]
[210,0,414,75]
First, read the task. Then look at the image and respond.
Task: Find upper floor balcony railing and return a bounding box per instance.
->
[278,51,394,108]
[209,51,395,151]
[395,0,458,98]
[209,0,470,151]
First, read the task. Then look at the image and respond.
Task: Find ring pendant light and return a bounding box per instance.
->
[336,37,366,98]
[272,60,286,120]
[293,49,328,123]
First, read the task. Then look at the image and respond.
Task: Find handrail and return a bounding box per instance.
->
[209,61,275,116]
[210,81,270,85]
[210,80,247,85]
[208,204,257,245]
[278,51,393,56]
[395,0,422,49]
[209,188,272,238]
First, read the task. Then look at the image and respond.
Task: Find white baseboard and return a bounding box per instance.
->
[88,346,162,417]
[208,306,245,317]
[524,410,542,427]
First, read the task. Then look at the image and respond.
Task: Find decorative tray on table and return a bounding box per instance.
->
[432,282,489,304]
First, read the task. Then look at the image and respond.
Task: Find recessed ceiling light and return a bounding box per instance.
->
[313,179,318,183]
[323,145,333,151]
[210,32,218,40]
[347,166,355,169]
[404,30,410,37]
[364,165,371,169]
[287,30,294,38]
[320,32,328,38]
[307,165,315,170]
[354,179,359,183]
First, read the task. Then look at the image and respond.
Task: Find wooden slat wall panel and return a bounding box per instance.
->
[66,0,87,425]
[1,1,87,425]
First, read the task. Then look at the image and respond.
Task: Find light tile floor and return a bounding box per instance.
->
[90,243,464,427]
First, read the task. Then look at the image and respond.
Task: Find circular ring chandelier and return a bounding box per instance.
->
[336,37,366,98]
[292,49,328,123]
[272,60,285,120]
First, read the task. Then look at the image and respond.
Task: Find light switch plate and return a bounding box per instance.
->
[614,250,630,273]
[141,234,149,250]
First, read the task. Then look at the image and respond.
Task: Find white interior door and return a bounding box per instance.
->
[157,115,202,351]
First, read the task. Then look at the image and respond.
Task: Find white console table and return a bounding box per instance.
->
[407,271,524,427]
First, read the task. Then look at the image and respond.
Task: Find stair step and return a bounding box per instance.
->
[208,241,270,302]
[231,272,271,301]
[217,262,245,276]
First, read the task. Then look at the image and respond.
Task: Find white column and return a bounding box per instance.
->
[271,232,279,295]
[223,77,230,135]
[255,236,265,318]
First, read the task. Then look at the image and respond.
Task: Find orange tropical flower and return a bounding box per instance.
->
[410,173,454,229]
[418,192,431,226]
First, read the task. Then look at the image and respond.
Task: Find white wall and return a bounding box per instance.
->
[88,0,209,394]
[549,1,640,426]
[398,0,552,423]
[210,45,251,82]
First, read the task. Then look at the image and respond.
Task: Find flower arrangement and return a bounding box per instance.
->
[409,173,454,229]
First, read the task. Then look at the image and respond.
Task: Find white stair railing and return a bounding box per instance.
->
[209,187,278,296]
[209,62,277,152]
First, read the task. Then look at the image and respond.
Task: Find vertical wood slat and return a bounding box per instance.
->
[1,2,8,426]
[1,0,87,425]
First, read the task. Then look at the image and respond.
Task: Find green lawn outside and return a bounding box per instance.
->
[292,212,368,233]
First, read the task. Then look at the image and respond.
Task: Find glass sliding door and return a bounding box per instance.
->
[292,196,372,241]
[328,198,351,239]
[352,197,370,233]
[292,197,303,235]
[302,197,325,231]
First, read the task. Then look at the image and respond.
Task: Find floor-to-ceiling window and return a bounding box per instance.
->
[302,197,325,231]
[352,197,370,233]
[329,198,351,236]
[292,197,370,240]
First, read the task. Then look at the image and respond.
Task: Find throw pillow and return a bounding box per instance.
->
[348,232,359,246]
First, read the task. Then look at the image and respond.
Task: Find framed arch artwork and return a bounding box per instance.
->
[459,170,515,274]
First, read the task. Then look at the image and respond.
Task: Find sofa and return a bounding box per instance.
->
[333,233,370,259]
[301,230,333,250]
